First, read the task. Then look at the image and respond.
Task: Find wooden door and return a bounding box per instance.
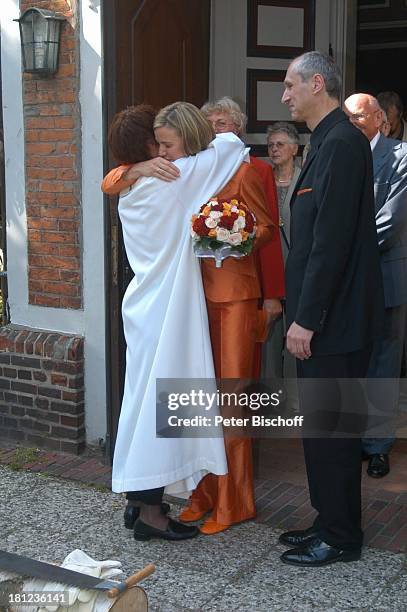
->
[102,0,211,460]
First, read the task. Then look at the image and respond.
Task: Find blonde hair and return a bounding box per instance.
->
[154,102,215,156]
[201,97,247,135]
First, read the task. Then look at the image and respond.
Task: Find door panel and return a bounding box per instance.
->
[116,0,210,111]
[103,0,211,459]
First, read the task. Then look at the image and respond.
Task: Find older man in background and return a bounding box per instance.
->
[344,93,407,478]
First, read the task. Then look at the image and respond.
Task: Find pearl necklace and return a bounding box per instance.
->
[276,174,293,184]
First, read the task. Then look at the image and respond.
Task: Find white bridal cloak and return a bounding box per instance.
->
[112,133,249,494]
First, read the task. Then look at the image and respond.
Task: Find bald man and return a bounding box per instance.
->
[345,93,407,478]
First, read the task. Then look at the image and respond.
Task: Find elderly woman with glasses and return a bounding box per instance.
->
[266,122,300,259]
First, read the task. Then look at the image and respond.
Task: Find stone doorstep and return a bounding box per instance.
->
[0,445,406,554]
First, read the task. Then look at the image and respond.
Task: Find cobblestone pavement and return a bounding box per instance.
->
[1,437,406,554]
[0,465,406,611]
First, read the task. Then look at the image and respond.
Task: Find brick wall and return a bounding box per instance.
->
[0,326,85,454]
[21,0,82,309]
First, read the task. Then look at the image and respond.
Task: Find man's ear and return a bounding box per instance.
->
[312,74,325,95]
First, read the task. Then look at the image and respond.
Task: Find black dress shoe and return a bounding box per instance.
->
[124,502,171,529]
[367,453,389,478]
[133,518,199,541]
[279,526,319,547]
[281,537,361,567]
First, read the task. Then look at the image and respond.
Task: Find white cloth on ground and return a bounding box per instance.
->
[2,549,123,612]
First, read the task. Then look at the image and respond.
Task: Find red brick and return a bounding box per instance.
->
[25,129,40,142]
[375,503,403,524]
[51,374,68,387]
[67,338,84,361]
[55,90,77,104]
[28,218,58,230]
[31,268,60,281]
[40,206,77,219]
[38,181,75,193]
[62,389,84,403]
[58,220,77,231]
[32,294,61,307]
[26,143,57,156]
[56,169,77,181]
[56,194,79,206]
[38,129,75,142]
[60,270,80,283]
[59,246,80,257]
[29,193,58,205]
[55,116,76,129]
[42,231,75,244]
[26,117,55,129]
[61,414,84,428]
[56,64,76,78]
[28,243,60,255]
[60,297,82,309]
[39,105,71,117]
[40,282,79,298]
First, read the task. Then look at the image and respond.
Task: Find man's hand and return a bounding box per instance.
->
[263,299,283,326]
[124,157,180,183]
[286,322,314,360]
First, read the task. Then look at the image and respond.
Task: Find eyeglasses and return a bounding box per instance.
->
[348,113,370,121]
[348,110,381,121]
[267,141,292,149]
[211,120,236,130]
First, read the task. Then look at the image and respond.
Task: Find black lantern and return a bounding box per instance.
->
[14,8,65,75]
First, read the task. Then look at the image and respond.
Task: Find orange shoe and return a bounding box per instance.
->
[199,517,231,535]
[179,507,208,522]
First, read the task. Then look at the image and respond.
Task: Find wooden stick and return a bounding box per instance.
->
[107,564,155,598]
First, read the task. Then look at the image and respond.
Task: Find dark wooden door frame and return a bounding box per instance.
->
[100,0,211,463]
[101,0,121,463]
[0,29,9,326]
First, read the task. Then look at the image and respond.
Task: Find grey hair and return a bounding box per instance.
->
[266,122,300,145]
[292,51,342,100]
[201,97,247,134]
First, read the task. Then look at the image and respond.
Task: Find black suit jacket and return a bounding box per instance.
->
[285,108,384,356]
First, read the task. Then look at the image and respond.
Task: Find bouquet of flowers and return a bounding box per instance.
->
[191,197,256,267]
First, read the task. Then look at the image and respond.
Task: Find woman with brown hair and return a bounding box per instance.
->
[107,102,248,541]
[104,102,275,536]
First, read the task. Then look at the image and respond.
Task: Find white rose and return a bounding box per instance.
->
[232,217,245,232]
[229,232,243,245]
[209,210,223,219]
[231,206,238,213]
[216,228,230,242]
[205,217,218,228]
[191,229,197,238]
[236,216,246,230]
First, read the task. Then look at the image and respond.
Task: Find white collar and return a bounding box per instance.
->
[370,132,381,151]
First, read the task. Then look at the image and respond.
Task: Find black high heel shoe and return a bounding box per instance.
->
[124,502,171,529]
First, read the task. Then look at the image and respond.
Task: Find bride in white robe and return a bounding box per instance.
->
[111,126,248,497]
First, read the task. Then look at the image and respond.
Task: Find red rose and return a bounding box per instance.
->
[211,203,223,212]
[218,212,238,230]
[245,212,255,233]
[193,216,210,236]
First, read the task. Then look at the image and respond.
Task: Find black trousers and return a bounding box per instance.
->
[126,487,164,505]
[297,346,372,551]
